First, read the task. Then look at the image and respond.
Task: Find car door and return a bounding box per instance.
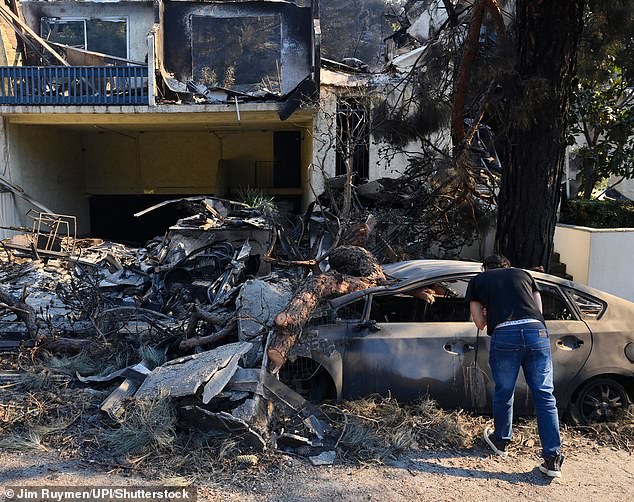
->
[341,277,489,411]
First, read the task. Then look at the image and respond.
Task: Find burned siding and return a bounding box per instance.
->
[163,1,312,95]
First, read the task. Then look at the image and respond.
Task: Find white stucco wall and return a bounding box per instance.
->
[310,83,417,198]
[554,224,634,301]
[0,121,89,238]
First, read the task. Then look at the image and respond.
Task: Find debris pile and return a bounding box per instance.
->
[0,196,346,470]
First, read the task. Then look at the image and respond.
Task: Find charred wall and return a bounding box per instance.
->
[163,1,313,94]
[20,1,155,62]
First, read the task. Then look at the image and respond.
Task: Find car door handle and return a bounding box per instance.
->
[556,336,585,350]
[444,342,472,355]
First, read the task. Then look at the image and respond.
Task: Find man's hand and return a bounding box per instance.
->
[470,300,487,330]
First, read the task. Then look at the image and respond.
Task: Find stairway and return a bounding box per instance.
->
[549,252,573,280]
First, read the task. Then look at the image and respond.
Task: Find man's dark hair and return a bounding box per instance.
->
[483,254,511,270]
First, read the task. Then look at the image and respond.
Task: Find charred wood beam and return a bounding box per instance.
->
[0,3,68,66]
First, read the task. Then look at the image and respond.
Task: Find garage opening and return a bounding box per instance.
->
[2,119,310,245]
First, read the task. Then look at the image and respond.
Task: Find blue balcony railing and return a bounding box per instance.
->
[0,66,149,105]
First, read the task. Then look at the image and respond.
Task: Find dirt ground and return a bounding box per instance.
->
[0,442,632,502]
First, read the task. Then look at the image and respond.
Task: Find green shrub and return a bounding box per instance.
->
[560,199,634,228]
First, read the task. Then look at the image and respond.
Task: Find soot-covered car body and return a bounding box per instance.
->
[281,260,634,423]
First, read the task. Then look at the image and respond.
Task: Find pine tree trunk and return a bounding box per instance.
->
[496,0,586,270]
[267,246,385,372]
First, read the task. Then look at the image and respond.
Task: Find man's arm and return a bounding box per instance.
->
[470,300,487,330]
[532,291,543,313]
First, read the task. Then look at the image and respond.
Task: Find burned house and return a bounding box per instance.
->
[0,0,320,242]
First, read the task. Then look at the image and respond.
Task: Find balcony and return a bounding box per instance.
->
[0,66,149,106]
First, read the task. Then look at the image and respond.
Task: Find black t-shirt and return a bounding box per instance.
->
[465,267,545,333]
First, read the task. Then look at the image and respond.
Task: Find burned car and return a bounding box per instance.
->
[281,260,634,424]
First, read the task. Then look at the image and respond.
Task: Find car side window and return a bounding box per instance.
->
[369,278,472,323]
[335,298,367,321]
[537,283,575,321]
[564,289,606,320]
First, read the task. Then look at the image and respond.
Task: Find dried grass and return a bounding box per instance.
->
[0,430,48,452]
[326,395,488,462]
[327,396,634,463]
[100,396,177,456]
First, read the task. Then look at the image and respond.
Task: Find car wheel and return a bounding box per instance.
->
[569,378,631,424]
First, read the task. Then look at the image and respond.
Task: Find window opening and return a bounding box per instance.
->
[191,15,282,93]
[336,97,370,180]
[335,297,367,321]
[537,283,575,321]
[565,290,606,320]
[369,279,471,323]
[41,17,128,60]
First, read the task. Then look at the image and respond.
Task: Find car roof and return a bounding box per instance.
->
[382,259,482,283]
[329,259,634,315]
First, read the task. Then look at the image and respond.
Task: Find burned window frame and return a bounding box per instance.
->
[40,16,130,60]
[535,281,578,321]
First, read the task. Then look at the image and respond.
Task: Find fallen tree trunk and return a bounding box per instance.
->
[267,246,386,372]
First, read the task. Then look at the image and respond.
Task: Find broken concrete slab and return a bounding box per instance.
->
[135,342,252,400]
[237,278,293,342]
[201,352,242,404]
[237,278,293,365]
[230,396,271,431]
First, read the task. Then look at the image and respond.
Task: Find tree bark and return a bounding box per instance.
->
[451,0,486,146]
[267,246,385,372]
[496,0,586,269]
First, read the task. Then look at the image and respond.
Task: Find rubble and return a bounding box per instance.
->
[0,196,344,468]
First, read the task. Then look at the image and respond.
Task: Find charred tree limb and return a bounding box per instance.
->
[41,337,96,354]
[185,305,233,339]
[0,285,43,340]
[267,246,386,372]
[179,318,237,351]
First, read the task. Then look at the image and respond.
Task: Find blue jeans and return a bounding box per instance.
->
[489,322,562,459]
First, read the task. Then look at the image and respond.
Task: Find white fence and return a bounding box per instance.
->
[554,224,634,302]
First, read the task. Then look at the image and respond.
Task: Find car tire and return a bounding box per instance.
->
[568,378,631,425]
